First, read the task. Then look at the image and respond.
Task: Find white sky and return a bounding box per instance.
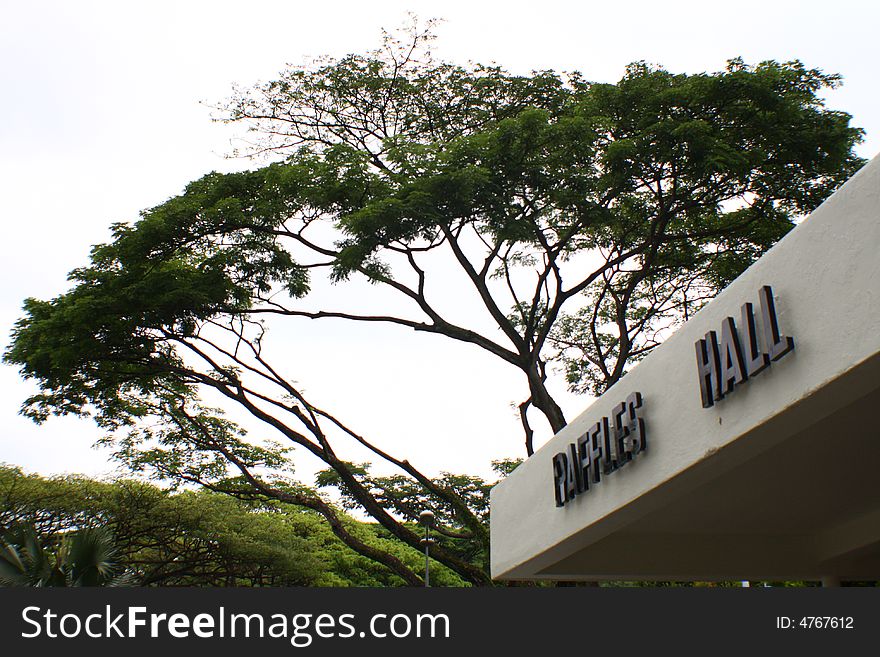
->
[1,0,878,484]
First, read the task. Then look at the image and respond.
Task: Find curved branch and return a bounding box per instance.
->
[174,409,424,586]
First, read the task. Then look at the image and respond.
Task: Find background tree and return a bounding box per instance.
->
[0,464,469,586]
[4,27,864,585]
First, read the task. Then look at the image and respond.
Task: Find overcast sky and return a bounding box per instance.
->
[1,0,878,483]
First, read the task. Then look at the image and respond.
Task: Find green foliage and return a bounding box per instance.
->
[0,522,130,587]
[316,462,501,574]
[6,37,863,426]
[0,464,464,586]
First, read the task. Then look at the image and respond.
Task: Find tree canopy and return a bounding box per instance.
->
[4,27,864,586]
[0,464,468,586]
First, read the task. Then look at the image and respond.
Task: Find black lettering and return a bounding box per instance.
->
[587,424,603,484]
[594,418,614,474]
[564,446,578,500]
[626,392,646,454]
[741,301,770,377]
[553,394,647,507]
[569,442,586,493]
[695,331,723,407]
[697,287,795,409]
[552,453,567,507]
[719,316,748,394]
[759,286,794,361]
[613,401,632,465]
[577,433,592,492]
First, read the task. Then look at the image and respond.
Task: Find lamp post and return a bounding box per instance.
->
[419,510,435,587]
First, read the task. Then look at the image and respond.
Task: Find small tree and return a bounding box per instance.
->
[4,26,863,585]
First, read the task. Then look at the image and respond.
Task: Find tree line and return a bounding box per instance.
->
[0,464,470,587]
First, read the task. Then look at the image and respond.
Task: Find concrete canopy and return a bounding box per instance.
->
[490,154,880,582]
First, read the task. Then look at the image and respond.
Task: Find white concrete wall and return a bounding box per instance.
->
[490,154,880,579]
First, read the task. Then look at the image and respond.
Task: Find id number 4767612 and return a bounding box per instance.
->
[776,616,854,630]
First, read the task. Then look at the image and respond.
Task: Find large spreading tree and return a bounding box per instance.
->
[5,26,864,585]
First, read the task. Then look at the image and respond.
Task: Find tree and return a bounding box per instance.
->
[0,464,469,586]
[4,26,864,586]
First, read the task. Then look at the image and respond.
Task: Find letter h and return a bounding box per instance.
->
[695,330,722,408]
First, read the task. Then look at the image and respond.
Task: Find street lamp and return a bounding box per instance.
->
[419,510,435,587]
